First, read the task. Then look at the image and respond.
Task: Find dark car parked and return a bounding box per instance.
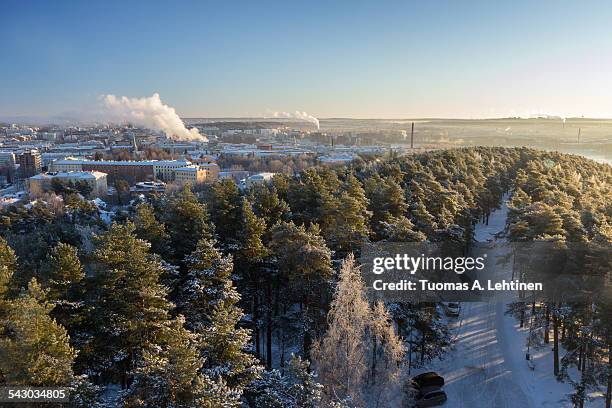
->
[411,372,445,389]
[414,387,447,407]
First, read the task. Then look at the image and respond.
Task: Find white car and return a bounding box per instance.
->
[444,302,460,317]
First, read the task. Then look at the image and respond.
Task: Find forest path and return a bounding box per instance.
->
[427,196,538,408]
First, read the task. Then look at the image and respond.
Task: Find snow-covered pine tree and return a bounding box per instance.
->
[178,237,238,332]
[179,236,262,398]
[122,315,232,407]
[87,222,174,388]
[245,354,323,408]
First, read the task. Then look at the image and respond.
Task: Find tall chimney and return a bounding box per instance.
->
[410,122,414,149]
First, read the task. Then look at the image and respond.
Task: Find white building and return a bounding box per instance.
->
[28,171,108,198]
[152,160,192,181]
[246,172,276,188]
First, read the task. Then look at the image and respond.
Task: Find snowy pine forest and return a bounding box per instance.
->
[0,147,610,407]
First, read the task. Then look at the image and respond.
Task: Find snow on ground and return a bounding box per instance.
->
[420,195,605,407]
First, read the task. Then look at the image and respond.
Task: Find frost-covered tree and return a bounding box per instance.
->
[369,300,404,387]
[245,354,322,408]
[313,255,405,406]
[312,254,372,405]
[122,315,231,408]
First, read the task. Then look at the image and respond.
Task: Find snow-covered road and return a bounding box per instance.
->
[428,196,582,407]
[431,198,536,407]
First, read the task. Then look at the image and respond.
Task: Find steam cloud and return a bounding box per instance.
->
[101,93,206,141]
[268,110,320,129]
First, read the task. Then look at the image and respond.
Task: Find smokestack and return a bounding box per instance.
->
[411,122,414,149]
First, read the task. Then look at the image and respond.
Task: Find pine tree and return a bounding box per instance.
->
[179,238,238,332]
[0,237,16,310]
[0,236,17,281]
[133,202,170,257]
[234,197,269,364]
[87,222,173,387]
[365,174,408,240]
[236,197,268,263]
[0,238,17,384]
[44,242,84,301]
[43,242,85,331]
[164,185,213,266]
[206,179,243,245]
[319,174,370,256]
[123,315,230,407]
[200,300,262,393]
[269,222,333,359]
[178,237,262,393]
[0,278,76,386]
[381,216,427,242]
[410,199,437,237]
[249,184,290,231]
[287,168,337,226]
[246,354,323,408]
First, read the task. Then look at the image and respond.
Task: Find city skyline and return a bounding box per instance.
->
[2,0,612,120]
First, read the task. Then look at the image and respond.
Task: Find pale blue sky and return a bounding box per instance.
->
[1,0,612,119]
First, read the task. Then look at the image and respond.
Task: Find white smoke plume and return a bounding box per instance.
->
[268,110,320,129]
[100,93,206,141]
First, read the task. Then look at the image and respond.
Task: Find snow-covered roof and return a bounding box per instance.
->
[248,172,276,180]
[175,165,201,172]
[30,171,107,180]
[52,158,191,166]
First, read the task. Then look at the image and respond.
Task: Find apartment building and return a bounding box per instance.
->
[18,150,42,178]
[29,171,108,198]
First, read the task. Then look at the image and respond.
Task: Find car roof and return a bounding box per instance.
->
[423,391,445,398]
[419,386,443,395]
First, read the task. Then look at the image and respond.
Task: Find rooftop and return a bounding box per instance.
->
[175,165,201,172]
[52,158,191,166]
[31,171,108,180]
